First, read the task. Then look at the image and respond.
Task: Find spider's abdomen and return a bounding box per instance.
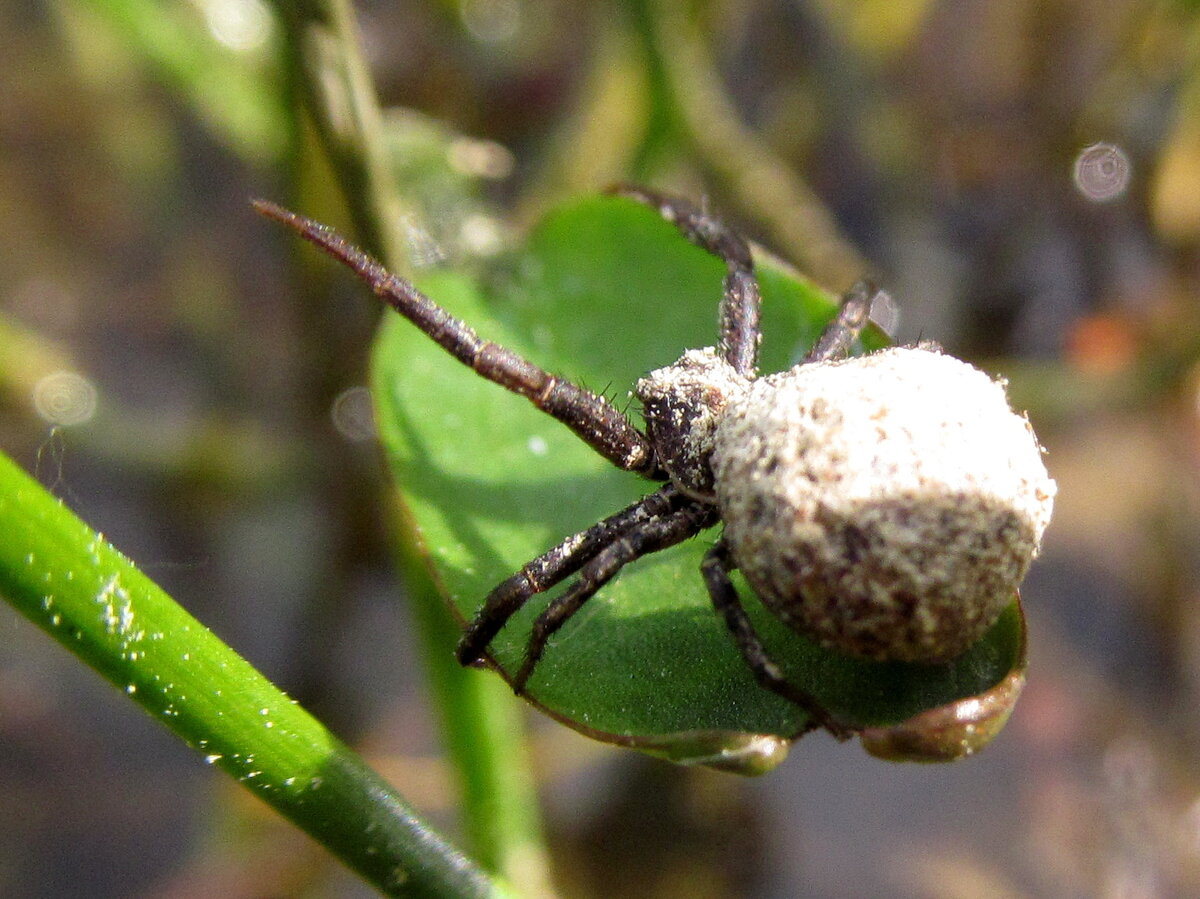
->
[711,345,1056,663]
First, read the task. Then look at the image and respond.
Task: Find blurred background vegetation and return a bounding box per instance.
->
[3,0,1200,896]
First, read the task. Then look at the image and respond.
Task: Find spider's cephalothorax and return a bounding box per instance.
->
[256,188,1055,738]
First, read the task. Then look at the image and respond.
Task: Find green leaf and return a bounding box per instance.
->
[372,195,1026,773]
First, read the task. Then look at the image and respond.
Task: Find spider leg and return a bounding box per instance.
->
[512,501,719,694]
[456,485,690,667]
[609,185,761,377]
[701,540,853,740]
[255,200,659,476]
[802,280,884,363]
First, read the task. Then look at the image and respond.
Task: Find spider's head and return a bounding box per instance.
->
[635,347,749,502]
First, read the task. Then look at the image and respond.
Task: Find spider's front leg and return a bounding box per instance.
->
[254,200,661,477]
[701,540,854,740]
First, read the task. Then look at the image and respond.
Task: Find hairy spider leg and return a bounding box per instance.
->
[455,485,692,667]
[607,185,761,378]
[701,541,853,740]
[803,280,882,364]
[254,200,660,476]
[512,502,720,694]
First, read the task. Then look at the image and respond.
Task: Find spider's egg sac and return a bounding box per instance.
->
[711,345,1055,663]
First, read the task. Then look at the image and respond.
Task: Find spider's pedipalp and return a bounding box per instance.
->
[254,200,659,475]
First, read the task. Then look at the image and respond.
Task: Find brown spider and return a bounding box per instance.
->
[256,187,1054,739]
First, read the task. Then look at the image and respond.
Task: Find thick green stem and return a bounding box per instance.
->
[396,522,557,897]
[0,450,506,899]
[266,0,555,889]
[265,0,406,265]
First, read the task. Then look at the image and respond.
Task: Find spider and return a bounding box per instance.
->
[255,187,1054,739]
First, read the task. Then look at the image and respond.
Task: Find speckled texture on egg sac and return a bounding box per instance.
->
[710,345,1056,663]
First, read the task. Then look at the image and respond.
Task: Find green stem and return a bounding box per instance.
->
[265,0,407,265]
[267,0,554,888]
[0,450,506,899]
[396,524,557,897]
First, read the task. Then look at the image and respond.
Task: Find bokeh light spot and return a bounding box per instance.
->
[331,386,377,442]
[200,0,271,52]
[33,371,98,427]
[1073,142,1131,203]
